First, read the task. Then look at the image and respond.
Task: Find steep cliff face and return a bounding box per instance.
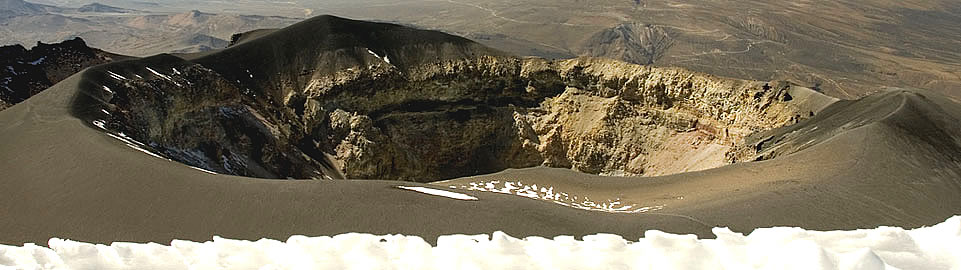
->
[76,15,832,182]
[294,57,824,180]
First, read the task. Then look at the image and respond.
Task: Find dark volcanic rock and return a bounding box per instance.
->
[0,37,125,110]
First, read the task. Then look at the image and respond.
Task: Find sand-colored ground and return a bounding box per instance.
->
[442,89,961,233]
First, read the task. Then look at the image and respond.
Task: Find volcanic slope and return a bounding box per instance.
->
[442,89,961,232]
[1,15,960,245]
[65,15,835,182]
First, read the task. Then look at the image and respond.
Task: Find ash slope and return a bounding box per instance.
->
[443,88,961,232]
[0,15,960,245]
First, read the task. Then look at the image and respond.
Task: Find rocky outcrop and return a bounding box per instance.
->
[579,23,675,65]
[296,57,820,180]
[0,37,122,110]
[79,15,830,182]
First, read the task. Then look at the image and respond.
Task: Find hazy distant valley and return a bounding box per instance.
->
[3,0,960,100]
[322,0,961,100]
[0,0,301,56]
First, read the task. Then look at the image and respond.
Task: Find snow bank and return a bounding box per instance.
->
[450,180,661,213]
[396,186,478,200]
[2,216,959,269]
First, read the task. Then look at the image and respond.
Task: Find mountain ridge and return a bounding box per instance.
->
[0,37,125,110]
[0,1,300,56]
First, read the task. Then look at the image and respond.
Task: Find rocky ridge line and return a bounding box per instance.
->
[1,37,122,110]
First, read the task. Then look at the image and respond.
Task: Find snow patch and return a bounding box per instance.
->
[451,180,658,213]
[397,186,478,200]
[5,66,18,75]
[90,120,176,163]
[91,120,107,130]
[366,48,391,64]
[2,216,960,269]
[145,67,182,87]
[145,67,170,80]
[101,85,113,94]
[188,166,218,175]
[27,56,45,65]
[106,70,127,81]
[105,132,167,160]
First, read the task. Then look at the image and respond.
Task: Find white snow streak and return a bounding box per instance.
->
[91,120,107,130]
[366,48,391,64]
[145,67,170,80]
[98,125,220,174]
[397,186,478,200]
[2,216,960,269]
[27,56,45,65]
[145,67,182,86]
[188,166,218,175]
[105,132,166,160]
[106,70,127,81]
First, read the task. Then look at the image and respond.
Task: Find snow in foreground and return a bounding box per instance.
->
[2,217,959,270]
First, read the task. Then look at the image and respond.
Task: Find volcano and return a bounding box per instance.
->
[1,15,959,246]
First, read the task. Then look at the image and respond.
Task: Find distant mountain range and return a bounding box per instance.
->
[0,0,299,56]
[321,0,961,100]
[0,0,57,16]
[1,0,130,15]
[5,0,959,101]
[76,2,135,13]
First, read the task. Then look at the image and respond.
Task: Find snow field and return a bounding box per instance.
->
[1,216,959,269]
